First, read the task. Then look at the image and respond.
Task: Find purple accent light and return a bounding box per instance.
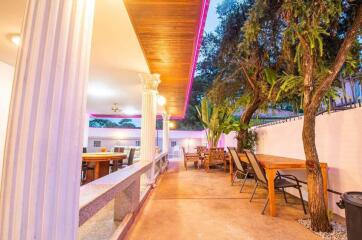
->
[180,0,210,119]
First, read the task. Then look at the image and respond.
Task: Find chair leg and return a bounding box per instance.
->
[262,197,269,215]
[184,160,187,170]
[194,161,198,168]
[240,172,248,193]
[232,171,237,186]
[250,182,258,202]
[282,187,288,203]
[297,187,307,214]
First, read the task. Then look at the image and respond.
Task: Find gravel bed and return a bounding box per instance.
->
[298,218,347,240]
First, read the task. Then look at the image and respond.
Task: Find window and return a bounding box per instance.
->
[94,140,101,147]
[171,141,177,147]
[135,140,140,146]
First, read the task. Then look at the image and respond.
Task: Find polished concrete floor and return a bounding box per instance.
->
[125,159,320,240]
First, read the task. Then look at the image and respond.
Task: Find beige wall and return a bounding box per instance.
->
[0,61,14,186]
[254,107,362,217]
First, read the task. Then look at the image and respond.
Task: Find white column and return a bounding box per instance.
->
[83,113,90,148]
[0,1,95,239]
[139,73,160,181]
[0,62,14,190]
[162,113,170,154]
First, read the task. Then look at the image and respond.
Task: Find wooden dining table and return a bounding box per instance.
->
[82,152,127,180]
[231,153,328,217]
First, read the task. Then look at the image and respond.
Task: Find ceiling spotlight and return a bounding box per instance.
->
[169,121,176,129]
[111,103,120,113]
[158,95,166,106]
[10,34,21,46]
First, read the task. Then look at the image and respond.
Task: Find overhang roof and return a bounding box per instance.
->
[124,0,209,119]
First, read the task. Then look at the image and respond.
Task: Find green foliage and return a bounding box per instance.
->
[89,118,136,129]
[243,129,257,152]
[118,119,137,128]
[195,97,240,147]
[277,0,361,110]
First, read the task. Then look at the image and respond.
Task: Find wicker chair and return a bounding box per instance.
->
[205,148,226,172]
[182,147,199,170]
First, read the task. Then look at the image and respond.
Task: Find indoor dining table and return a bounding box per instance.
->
[82,152,127,180]
[236,153,328,217]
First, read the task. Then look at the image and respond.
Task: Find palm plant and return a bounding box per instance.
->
[195,97,239,147]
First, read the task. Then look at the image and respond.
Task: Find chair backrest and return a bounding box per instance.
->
[227,147,244,172]
[128,148,135,165]
[100,147,107,152]
[181,146,186,155]
[244,149,267,184]
[209,148,225,164]
[114,147,124,153]
[196,146,207,156]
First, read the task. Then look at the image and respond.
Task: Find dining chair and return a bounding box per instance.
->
[227,147,255,192]
[182,147,199,170]
[119,148,136,168]
[205,148,225,172]
[244,149,307,215]
[81,147,94,184]
[196,146,207,167]
[110,147,125,172]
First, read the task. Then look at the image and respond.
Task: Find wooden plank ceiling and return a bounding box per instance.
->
[124,0,208,118]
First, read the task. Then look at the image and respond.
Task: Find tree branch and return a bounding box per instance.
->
[312,4,362,107]
[240,64,256,90]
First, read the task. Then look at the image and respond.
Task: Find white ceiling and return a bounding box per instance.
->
[0,0,159,116]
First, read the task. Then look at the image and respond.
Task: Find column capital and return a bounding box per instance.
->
[162,112,170,120]
[139,73,160,92]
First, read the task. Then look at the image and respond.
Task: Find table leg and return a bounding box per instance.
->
[321,166,328,209]
[266,168,277,217]
[94,162,100,179]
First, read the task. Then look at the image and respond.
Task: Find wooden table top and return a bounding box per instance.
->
[82,152,127,162]
[238,153,327,170]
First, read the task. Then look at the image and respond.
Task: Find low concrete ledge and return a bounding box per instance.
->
[79,161,152,226]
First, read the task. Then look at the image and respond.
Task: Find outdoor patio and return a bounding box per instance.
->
[125,160,324,240]
[0,0,361,239]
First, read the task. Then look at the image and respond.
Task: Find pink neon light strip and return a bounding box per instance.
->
[180,0,210,119]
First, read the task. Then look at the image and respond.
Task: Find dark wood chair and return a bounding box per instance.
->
[182,147,199,170]
[119,148,136,168]
[81,147,94,184]
[205,148,225,172]
[244,149,307,215]
[196,146,207,167]
[110,147,124,172]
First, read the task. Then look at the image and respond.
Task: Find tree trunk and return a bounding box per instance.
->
[302,108,332,232]
[237,94,263,152]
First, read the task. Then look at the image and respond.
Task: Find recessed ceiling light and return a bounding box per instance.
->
[10,34,21,46]
[158,95,166,106]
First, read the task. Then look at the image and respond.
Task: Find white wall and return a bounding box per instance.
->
[0,61,14,185]
[224,131,238,148]
[87,127,206,155]
[255,107,362,217]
